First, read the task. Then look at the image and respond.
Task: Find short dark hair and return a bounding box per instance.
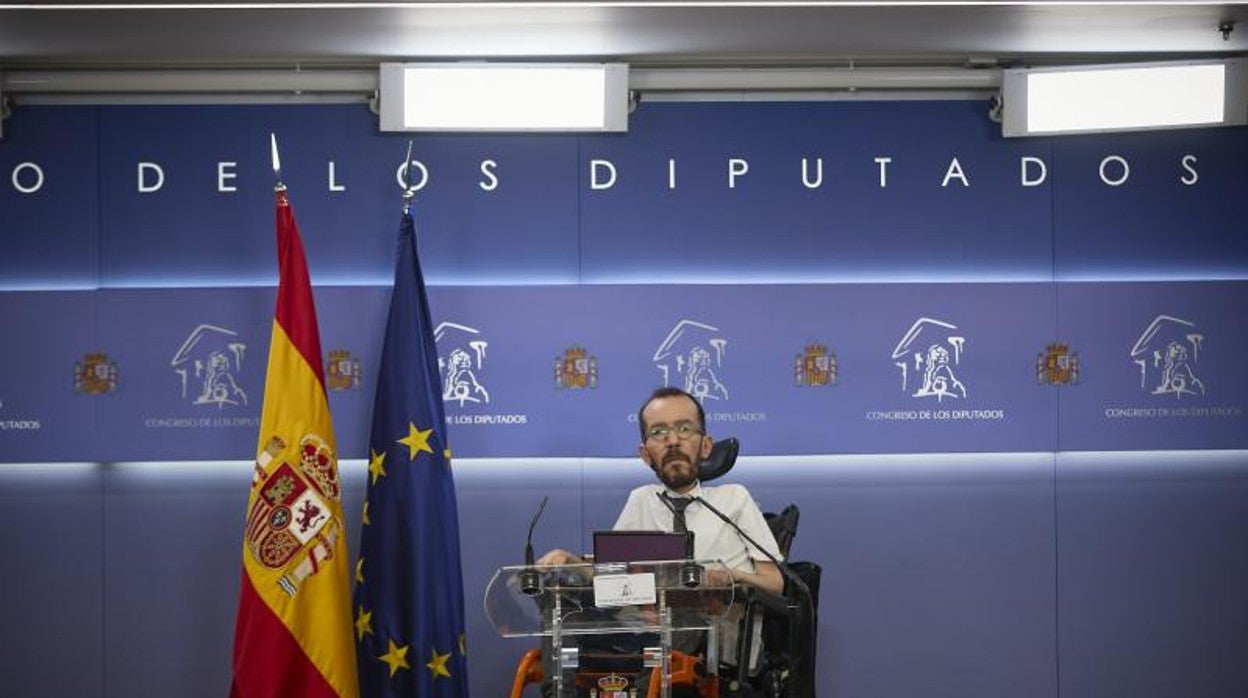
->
[637,386,706,440]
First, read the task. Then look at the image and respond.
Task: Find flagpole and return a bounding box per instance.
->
[401,139,414,215]
[233,129,360,698]
[352,140,471,695]
[271,132,286,194]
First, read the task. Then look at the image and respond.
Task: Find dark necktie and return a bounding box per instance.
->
[668,496,692,533]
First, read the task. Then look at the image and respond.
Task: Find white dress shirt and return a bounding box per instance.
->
[612,480,783,570]
[612,480,783,670]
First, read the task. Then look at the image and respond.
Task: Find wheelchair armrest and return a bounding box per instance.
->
[735,583,799,618]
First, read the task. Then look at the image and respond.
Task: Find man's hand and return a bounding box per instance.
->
[707,560,784,594]
[705,567,734,588]
[535,548,584,566]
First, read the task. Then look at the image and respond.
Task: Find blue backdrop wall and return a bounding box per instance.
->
[1,101,1246,697]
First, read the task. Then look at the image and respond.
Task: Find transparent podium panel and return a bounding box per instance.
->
[485,560,735,698]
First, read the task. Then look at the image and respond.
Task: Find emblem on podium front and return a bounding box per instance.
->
[593,673,635,697]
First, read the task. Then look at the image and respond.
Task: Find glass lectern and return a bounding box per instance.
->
[485,560,735,697]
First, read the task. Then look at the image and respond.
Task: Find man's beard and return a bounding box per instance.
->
[657,450,697,491]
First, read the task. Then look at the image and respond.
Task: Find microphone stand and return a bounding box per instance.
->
[519,496,548,596]
[690,495,815,698]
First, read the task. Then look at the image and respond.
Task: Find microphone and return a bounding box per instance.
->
[688,494,809,598]
[519,496,548,596]
[656,492,702,588]
[691,494,816,698]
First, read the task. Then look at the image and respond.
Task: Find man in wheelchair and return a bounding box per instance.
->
[536,387,787,695]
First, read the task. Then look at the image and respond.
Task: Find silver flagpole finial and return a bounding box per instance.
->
[401,140,415,214]
[270,132,286,193]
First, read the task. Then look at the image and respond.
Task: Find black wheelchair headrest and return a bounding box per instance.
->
[697,437,739,482]
[766,504,801,558]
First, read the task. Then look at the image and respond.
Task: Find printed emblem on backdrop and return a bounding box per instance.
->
[325,350,361,392]
[435,321,491,405]
[794,343,838,387]
[891,317,967,401]
[246,434,342,597]
[555,345,598,390]
[653,319,729,401]
[1036,343,1080,386]
[171,324,249,408]
[74,352,119,395]
[1130,315,1207,398]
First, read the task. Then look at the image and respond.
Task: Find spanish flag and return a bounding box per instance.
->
[230,186,360,698]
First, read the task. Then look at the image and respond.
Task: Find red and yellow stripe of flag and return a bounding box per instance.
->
[231,191,359,698]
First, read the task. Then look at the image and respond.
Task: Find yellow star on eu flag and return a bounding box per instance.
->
[355,606,374,642]
[368,449,387,485]
[379,639,411,677]
[426,648,452,680]
[398,422,434,460]
[355,558,365,584]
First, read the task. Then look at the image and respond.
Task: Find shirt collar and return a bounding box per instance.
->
[663,480,702,499]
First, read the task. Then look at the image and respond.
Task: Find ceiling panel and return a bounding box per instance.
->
[0,3,1245,68]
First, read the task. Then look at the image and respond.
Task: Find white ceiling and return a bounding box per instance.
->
[2,2,1246,70]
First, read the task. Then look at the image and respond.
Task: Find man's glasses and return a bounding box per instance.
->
[644,423,704,441]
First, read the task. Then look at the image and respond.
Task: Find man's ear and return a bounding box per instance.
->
[699,434,713,460]
[639,444,654,468]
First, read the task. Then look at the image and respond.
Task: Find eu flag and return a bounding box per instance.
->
[353,211,470,697]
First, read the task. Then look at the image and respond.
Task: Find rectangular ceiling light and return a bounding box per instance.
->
[379,62,629,133]
[1003,59,1248,137]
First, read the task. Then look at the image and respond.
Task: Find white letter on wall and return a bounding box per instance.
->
[1020,157,1048,187]
[328,161,346,192]
[137,162,165,193]
[591,159,617,190]
[12,162,45,194]
[728,158,749,189]
[395,160,429,191]
[1099,155,1129,186]
[874,157,892,187]
[479,160,499,191]
[801,157,823,189]
[1180,154,1199,186]
[217,162,237,193]
[942,157,970,187]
